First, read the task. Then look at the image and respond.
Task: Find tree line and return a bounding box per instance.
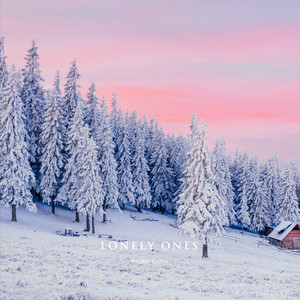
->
[0,39,299,238]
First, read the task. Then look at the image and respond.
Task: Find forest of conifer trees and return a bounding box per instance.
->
[0,38,299,233]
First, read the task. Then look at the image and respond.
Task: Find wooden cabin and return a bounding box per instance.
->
[268,221,300,249]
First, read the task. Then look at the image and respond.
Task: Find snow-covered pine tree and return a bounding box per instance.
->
[230,150,242,206]
[0,67,36,221]
[21,40,45,196]
[57,99,86,222]
[74,126,104,233]
[116,111,135,208]
[237,189,251,229]
[40,76,65,214]
[166,133,180,213]
[97,97,119,222]
[211,139,235,225]
[177,118,226,258]
[110,92,123,156]
[63,59,80,127]
[264,156,281,224]
[0,37,8,93]
[235,151,250,215]
[128,109,138,156]
[248,163,271,233]
[150,130,175,213]
[84,82,101,140]
[145,117,156,166]
[275,161,300,223]
[53,71,62,107]
[131,123,152,212]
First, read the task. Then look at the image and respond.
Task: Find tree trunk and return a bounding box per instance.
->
[85,214,90,232]
[135,204,142,213]
[51,195,55,214]
[75,209,80,222]
[11,204,17,222]
[172,208,175,215]
[92,215,95,234]
[102,204,107,223]
[122,203,125,210]
[202,237,208,258]
[161,206,165,214]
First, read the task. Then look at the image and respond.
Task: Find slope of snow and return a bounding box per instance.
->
[1,203,299,300]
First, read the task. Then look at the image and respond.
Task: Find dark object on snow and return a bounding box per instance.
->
[268,221,300,249]
[56,228,80,237]
[98,234,113,239]
[170,223,178,229]
[130,214,159,222]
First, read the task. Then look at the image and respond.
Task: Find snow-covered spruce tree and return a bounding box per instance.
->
[177,118,226,258]
[110,92,123,156]
[234,151,250,215]
[74,126,104,233]
[0,37,8,93]
[132,124,152,212]
[40,77,65,214]
[116,111,135,208]
[264,156,281,224]
[248,164,271,233]
[211,139,235,225]
[150,130,175,213]
[145,117,156,166]
[169,133,189,213]
[166,133,180,213]
[57,99,86,222]
[84,82,101,140]
[21,40,45,196]
[63,59,80,127]
[97,97,119,222]
[0,68,36,221]
[230,150,242,206]
[237,189,250,229]
[128,109,138,156]
[275,161,300,223]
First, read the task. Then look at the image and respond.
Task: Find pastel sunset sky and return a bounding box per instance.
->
[1,0,300,161]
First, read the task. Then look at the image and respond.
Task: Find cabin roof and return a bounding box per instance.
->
[268,221,299,241]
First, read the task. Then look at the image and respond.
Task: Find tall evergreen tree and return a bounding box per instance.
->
[275,161,300,223]
[166,133,180,213]
[0,37,8,93]
[40,76,65,214]
[211,139,235,225]
[177,118,226,258]
[57,100,85,222]
[74,126,104,233]
[116,112,135,208]
[248,164,271,232]
[150,130,175,213]
[235,152,250,214]
[237,189,250,229]
[132,124,152,212]
[97,97,119,222]
[84,82,101,140]
[0,68,36,221]
[63,59,80,127]
[264,156,281,224]
[110,92,122,156]
[21,40,45,195]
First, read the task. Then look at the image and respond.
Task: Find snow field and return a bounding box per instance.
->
[1,204,299,300]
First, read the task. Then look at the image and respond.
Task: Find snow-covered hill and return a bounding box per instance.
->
[0,204,299,300]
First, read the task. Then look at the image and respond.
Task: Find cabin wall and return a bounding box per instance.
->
[281,230,300,249]
[269,238,280,247]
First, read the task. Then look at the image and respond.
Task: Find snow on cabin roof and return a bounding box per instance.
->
[268,221,299,241]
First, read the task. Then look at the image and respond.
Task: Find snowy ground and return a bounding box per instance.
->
[1,204,299,300]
